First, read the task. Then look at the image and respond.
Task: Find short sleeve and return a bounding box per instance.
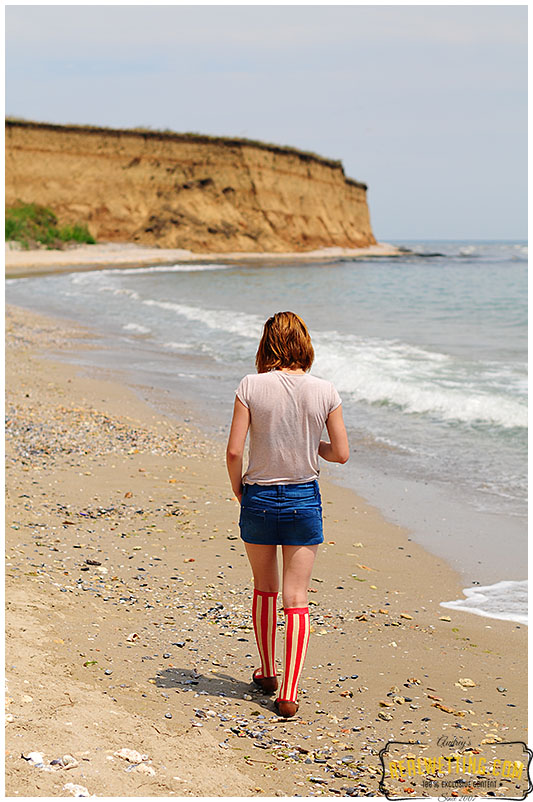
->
[235,375,250,408]
[328,382,342,414]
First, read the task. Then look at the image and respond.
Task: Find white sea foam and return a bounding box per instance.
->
[140,301,526,429]
[142,299,263,340]
[122,322,150,334]
[98,263,234,275]
[313,332,527,429]
[163,341,211,354]
[440,580,527,625]
[62,273,528,430]
[459,245,477,256]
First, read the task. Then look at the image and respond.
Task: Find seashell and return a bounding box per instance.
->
[114,747,148,763]
[22,751,45,767]
[132,764,155,775]
[457,677,476,687]
[126,633,140,642]
[63,781,91,797]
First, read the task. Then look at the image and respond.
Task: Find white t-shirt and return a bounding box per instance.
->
[236,371,342,485]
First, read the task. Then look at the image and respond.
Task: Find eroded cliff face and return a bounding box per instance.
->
[5,121,376,253]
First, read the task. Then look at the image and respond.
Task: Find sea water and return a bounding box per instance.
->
[6,240,527,623]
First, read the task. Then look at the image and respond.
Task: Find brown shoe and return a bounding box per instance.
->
[252,669,278,694]
[274,698,299,718]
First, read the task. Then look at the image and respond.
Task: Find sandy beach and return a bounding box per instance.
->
[5,303,527,798]
[4,241,404,279]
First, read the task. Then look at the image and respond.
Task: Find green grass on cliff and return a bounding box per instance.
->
[5,202,96,249]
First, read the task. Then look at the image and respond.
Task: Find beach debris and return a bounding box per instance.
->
[392,695,405,705]
[63,782,92,797]
[82,660,97,667]
[165,713,172,719]
[497,686,507,693]
[22,751,46,768]
[126,632,140,642]
[431,702,466,716]
[50,754,79,770]
[85,559,101,566]
[378,711,393,721]
[457,677,476,688]
[114,747,149,763]
[439,616,452,621]
[379,700,393,707]
[481,735,503,744]
[131,763,156,775]
[400,613,412,620]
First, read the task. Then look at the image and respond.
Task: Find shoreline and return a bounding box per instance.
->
[5,240,404,279]
[5,303,527,797]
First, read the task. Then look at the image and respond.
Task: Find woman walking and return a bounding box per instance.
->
[226,311,349,718]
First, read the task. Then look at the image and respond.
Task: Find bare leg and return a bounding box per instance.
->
[281,544,318,608]
[244,543,279,592]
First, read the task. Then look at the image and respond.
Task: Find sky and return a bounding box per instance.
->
[5,4,528,241]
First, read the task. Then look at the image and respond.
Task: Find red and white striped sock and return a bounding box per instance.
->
[252,589,278,678]
[278,607,310,702]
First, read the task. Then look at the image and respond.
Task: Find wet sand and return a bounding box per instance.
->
[5,241,404,279]
[5,304,527,797]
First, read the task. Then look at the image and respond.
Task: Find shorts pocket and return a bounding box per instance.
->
[239,507,269,543]
[284,507,323,543]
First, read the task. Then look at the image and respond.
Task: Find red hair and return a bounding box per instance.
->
[255,311,314,374]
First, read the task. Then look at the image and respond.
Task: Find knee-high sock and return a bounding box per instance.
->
[252,589,278,677]
[278,607,310,702]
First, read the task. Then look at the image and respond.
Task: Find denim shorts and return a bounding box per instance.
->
[239,481,324,546]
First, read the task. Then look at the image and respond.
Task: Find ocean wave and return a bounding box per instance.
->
[97,263,235,275]
[163,341,211,354]
[142,299,264,340]
[62,280,526,430]
[440,579,527,625]
[122,322,150,334]
[139,301,526,429]
[313,333,527,429]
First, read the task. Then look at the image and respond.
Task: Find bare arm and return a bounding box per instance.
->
[226,396,250,502]
[318,405,349,464]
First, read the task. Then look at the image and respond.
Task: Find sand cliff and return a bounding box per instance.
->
[5,120,376,253]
